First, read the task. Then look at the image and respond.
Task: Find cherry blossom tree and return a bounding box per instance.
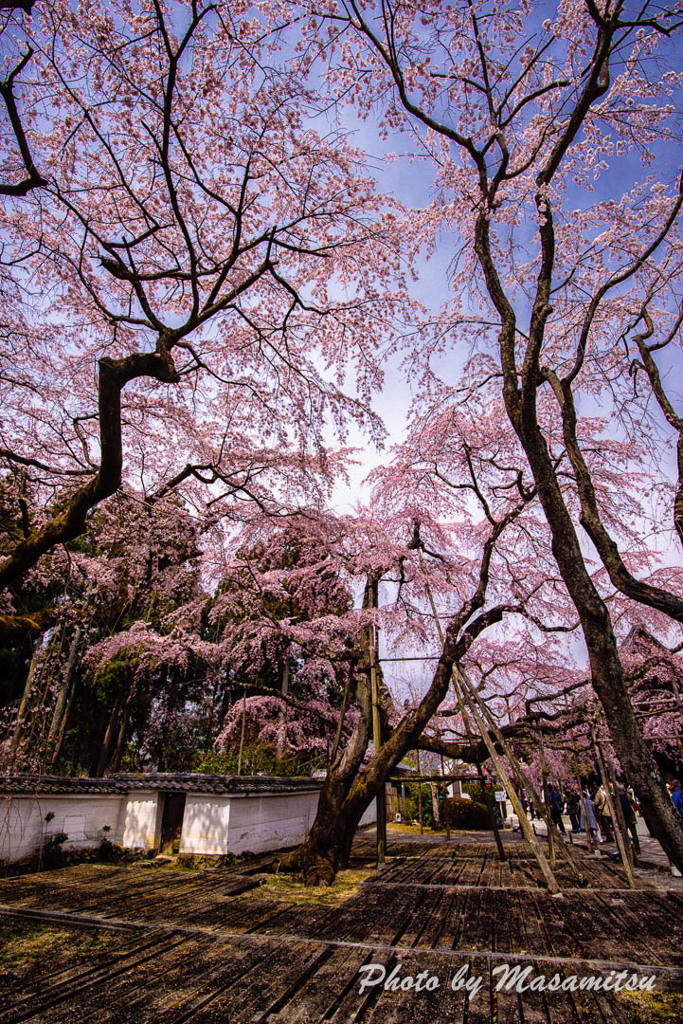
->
[0,2,46,197]
[0,0,400,601]
[210,521,358,768]
[282,392,582,883]
[34,514,360,776]
[299,0,683,870]
[0,486,205,772]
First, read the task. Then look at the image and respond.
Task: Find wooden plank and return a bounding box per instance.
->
[414,889,460,950]
[173,940,329,1024]
[392,889,440,948]
[75,937,281,1024]
[358,951,468,1024]
[0,935,189,1023]
[268,945,372,1023]
[11,935,246,1024]
[324,949,396,1024]
[0,921,152,1004]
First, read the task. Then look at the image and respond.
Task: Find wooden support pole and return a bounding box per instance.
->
[440,754,451,841]
[417,548,506,860]
[454,674,561,894]
[368,578,386,864]
[457,668,586,887]
[452,671,506,862]
[416,748,424,834]
[237,686,247,776]
[9,644,40,762]
[607,760,637,872]
[418,557,560,891]
[47,626,82,761]
[538,730,556,869]
[571,746,594,854]
[591,727,635,888]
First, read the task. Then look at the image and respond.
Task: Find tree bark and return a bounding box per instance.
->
[111,707,129,773]
[282,527,518,884]
[281,643,491,884]
[97,701,120,777]
[46,626,82,754]
[514,399,683,871]
[8,643,40,762]
[461,12,683,874]
[0,349,179,592]
[279,657,373,885]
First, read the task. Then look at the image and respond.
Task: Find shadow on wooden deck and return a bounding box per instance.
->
[0,828,681,1023]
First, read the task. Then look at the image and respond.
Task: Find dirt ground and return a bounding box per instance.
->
[0,826,682,1023]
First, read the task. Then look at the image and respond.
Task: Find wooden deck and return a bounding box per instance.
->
[0,831,681,1022]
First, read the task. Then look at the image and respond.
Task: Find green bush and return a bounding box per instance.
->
[40,831,69,869]
[446,797,491,830]
[402,784,435,828]
[462,783,504,825]
[97,837,130,862]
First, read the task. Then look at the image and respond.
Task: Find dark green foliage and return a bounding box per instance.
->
[402,784,435,828]
[197,745,325,778]
[40,832,69,869]
[446,797,491,830]
[463,782,504,824]
[97,837,134,862]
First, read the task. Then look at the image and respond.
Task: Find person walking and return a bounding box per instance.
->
[580,790,602,844]
[594,782,614,842]
[566,790,581,834]
[618,786,641,856]
[669,779,683,819]
[548,784,566,834]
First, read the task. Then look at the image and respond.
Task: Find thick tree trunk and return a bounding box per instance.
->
[281,765,377,885]
[283,657,483,884]
[282,562,505,886]
[280,646,374,884]
[473,187,683,872]
[513,404,683,872]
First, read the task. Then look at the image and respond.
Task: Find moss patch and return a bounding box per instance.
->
[387,822,441,834]
[0,918,112,973]
[617,991,683,1023]
[247,866,374,906]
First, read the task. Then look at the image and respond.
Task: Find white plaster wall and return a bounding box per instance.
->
[120,791,161,850]
[0,784,377,863]
[359,801,377,826]
[182,790,375,856]
[0,793,123,862]
[226,790,321,855]
[179,795,231,855]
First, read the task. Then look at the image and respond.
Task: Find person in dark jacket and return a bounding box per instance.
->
[618,787,641,855]
[669,779,683,819]
[548,784,566,834]
[566,790,581,834]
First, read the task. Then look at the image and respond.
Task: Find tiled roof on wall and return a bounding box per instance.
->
[0,775,123,795]
[0,773,324,796]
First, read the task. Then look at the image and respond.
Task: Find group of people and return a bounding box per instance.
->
[523,777,683,859]
[574,783,641,854]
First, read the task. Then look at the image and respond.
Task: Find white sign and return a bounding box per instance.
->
[495,791,507,802]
